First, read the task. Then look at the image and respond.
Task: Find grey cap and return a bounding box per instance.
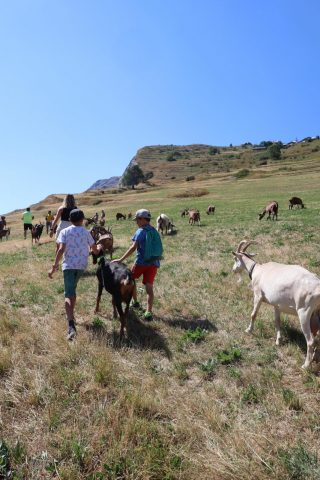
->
[133,209,151,220]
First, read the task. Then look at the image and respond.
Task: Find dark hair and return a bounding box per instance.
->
[70,209,85,222]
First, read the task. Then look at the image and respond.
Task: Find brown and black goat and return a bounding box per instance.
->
[31,224,44,243]
[95,258,135,339]
[91,226,113,260]
[258,201,278,221]
[206,205,215,215]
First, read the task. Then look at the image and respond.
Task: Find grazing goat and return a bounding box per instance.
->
[258,201,278,220]
[31,224,44,244]
[116,212,126,220]
[90,226,113,259]
[289,197,305,209]
[85,217,97,227]
[0,228,10,241]
[127,212,132,220]
[206,205,215,215]
[156,214,174,235]
[95,258,135,339]
[181,209,189,217]
[232,239,320,368]
[90,225,108,242]
[188,209,201,226]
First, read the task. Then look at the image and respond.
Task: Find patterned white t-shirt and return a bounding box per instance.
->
[57,225,95,271]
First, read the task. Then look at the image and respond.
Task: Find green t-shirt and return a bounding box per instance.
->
[22,211,33,224]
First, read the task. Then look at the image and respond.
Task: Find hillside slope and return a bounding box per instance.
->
[121,138,320,186]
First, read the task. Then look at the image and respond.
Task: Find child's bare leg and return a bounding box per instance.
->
[145,283,154,313]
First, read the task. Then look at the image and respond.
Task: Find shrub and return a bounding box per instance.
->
[278,442,320,479]
[209,147,220,155]
[241,383,259,404]
[216,346,242,365]
[199,358,218,379]
[268,142,282,160]
[172,188,209,198]
[167,151,181,162]
[282,388,303,411]
[235,169,250,179]
[182,327,207,344]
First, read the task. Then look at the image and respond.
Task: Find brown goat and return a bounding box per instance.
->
[188,209,201,226]
[259,201,278,220]
[116,212,126,220]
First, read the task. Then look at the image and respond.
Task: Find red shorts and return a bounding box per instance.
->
[132,264,158,285]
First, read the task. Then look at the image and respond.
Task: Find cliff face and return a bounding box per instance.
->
[87,176,120,190]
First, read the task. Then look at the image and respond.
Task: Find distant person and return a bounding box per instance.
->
[48,209,102,340]
[0,216,6,231]
[50,194,77,250]
[22,207,34,239]
[112,209,163,321]
[45,210,54,234]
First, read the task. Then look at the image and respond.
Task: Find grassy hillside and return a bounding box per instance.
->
[1,150,320,479]
[130,138,320,185]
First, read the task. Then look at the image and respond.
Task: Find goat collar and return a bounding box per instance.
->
[241,252,256,280]
[248,263,256,280]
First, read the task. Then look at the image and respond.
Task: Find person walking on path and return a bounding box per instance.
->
[22,207,34,239]
[48,209,102,340]
[50,194,77,250]
[112,209,162,321]
[45,210,54,234]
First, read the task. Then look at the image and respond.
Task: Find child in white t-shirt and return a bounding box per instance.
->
[49,209,101,340]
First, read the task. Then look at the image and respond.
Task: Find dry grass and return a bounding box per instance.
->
[1,159,320,478]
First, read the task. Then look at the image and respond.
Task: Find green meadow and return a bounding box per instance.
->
[1,153,320,479]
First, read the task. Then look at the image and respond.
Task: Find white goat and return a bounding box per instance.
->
[232,240,320,368]
[156,214,174,235]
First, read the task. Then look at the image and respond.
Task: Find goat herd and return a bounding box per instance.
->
[2,194,319,370]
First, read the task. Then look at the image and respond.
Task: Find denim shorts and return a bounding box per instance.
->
[63,269,84,297]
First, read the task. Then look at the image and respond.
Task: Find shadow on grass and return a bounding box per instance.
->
[282,322,306,350]
[86,310,171,358]
[163,315,217,332]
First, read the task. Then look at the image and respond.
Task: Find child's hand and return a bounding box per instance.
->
[48,264,58,278]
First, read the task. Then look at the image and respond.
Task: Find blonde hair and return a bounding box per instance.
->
[62,194,76,209]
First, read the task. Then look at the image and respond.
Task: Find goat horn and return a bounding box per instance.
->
[236,240,249,253]
[242,240,258,252]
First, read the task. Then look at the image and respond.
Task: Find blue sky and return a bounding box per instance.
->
[1,0,319,214]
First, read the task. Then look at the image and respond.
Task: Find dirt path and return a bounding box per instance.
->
[0,237,54,253]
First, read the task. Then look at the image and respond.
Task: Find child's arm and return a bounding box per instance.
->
[49,207,63,238]
[111,241,138,263]
[48,243,65,278]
